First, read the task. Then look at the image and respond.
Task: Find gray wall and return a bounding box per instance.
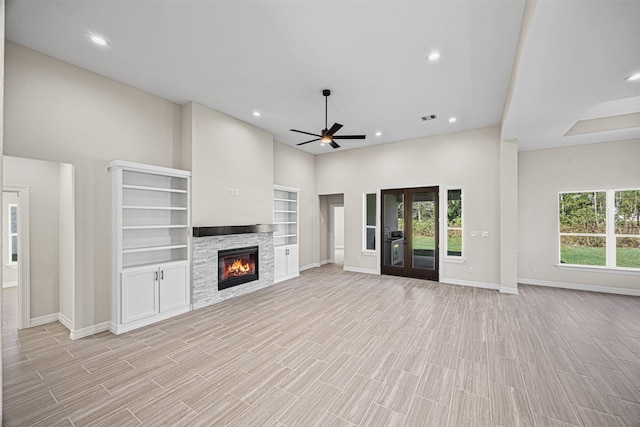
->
[4,42,181,329]
[518,138,640,291]
[186,102,274,227]
[3,156,60,318]
[273,141,316,269]
[315,127,502,286]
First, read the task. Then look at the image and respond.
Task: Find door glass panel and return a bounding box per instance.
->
[383,193,404,267]
[412,191,436,270]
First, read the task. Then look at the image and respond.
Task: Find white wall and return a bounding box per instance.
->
[187,102,274,227]
[4,42,181,329]
[315,127,502,285]
[58,163,74,323]
[273,141,316,269]
[518,138,640,292]
[2,192,18,286]
[3,156,60,318]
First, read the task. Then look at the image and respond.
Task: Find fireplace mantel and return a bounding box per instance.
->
[193,224,275,238]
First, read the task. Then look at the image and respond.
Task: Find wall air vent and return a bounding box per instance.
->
[421,114,438,121]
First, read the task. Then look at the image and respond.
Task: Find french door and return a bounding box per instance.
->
[381,187,439,281]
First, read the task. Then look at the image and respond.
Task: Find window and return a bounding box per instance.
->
[8,203,18,263]
[446,189,463,257]
[363,193,376,251]
[559,189,640,269]
[615,190,640,268]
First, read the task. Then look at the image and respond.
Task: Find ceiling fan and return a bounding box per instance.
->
[290,89,366,149]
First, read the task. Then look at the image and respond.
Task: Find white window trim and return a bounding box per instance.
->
[445,187,464,260]
[363,192,377,253]
[558,188,640,271]
[8,203,18,266]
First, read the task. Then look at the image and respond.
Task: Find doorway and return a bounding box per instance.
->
[381,186,439,280]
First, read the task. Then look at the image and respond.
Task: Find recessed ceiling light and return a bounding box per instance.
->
[253,111,261,117]
[427,52,441,61]
[449,117,457,123]
[625,72,640,81]
[89,34,109,47]
[375,131,382,137]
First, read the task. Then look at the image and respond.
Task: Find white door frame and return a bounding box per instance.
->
[329,204,344,264]
[3,185,31,329]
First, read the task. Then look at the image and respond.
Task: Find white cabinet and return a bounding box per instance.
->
[109,161,191,334]
[274,185,299,283]
[159,262,189,312]
[121,265,159,324]
[275,245,298,281]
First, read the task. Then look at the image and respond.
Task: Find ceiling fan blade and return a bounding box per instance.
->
[296,138,320,146]
[333,134,366,140]
[290,129,321,137]
[326,122,343,137]
[329,140,340,149]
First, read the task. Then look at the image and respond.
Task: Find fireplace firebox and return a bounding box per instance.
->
[218,246,259,290]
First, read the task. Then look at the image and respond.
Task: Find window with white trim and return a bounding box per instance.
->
[446,189,462,257]
[363,193,376,251]
[559,189,640,269]
[8,203,18,264]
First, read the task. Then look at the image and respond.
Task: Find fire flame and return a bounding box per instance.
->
[224,258,254,278]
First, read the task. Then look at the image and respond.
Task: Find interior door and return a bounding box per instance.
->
[381,187,439,280]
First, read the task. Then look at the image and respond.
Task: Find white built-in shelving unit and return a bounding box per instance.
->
[273,185,299,283]
[109,160,191,334]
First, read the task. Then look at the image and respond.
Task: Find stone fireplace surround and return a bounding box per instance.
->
[192,225,275,310]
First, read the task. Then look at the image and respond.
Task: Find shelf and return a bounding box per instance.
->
[275,234,297,239]
[123,244,188,254]
[123,225,187,230]
[122,184,187,194]
[274,210,297,213]
[123,205,187,211]
[274,198,297,203]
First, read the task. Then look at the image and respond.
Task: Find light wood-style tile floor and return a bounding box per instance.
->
[3,265,640,426]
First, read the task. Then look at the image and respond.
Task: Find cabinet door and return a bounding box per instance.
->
[122,267,159,324]
[159,262,189,313]
[287,245,299,275]
[274,246,289,281]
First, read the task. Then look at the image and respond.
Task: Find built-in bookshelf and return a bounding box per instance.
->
[109,160,191,333]
[273,185,299,282]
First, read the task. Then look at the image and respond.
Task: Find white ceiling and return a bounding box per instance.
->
[6,1,640,154]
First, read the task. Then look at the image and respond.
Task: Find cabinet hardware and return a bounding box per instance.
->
[155,271,158,281]
[161,270,164,280]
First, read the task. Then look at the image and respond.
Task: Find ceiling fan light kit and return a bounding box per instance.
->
[290,89,366,149]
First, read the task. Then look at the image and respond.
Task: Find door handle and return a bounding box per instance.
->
[160,270,164,280]
[155,271,159,281]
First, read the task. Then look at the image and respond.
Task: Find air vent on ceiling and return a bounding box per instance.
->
[421,114,438,121]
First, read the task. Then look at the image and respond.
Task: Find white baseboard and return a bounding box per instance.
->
[300,263,321,272]
[3,281,18,288]
[58,313,73,330]
[109,306,191,335]
[70,321,110,340]
[343,266,378,275]
[440,277,500,291]
[335,245,344,249]
[319,259,331,266]
[518,277,640,297]
[30,313,60,327]
[499,287,519,295]
[274,272,300,284]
